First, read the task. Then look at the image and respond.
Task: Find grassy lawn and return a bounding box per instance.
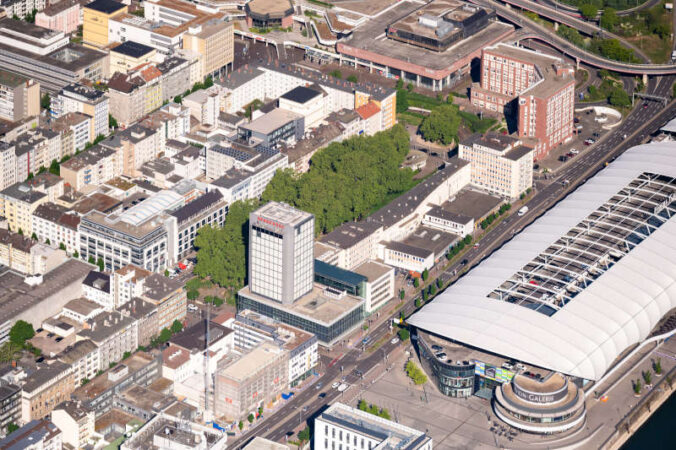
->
[397,111,424,126]
[626,34,672,63]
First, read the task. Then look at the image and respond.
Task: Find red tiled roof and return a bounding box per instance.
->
[162,345,190,370]
[355,101,381,120]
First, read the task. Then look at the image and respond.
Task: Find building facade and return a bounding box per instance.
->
[0,70,39,122]
[52,83,110,139]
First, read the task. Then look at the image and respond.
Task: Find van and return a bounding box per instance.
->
[518,206,528,216]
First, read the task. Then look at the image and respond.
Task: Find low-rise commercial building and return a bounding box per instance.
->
[459,133,533,199]
[245,0,293,28]
[238,108,304,147]
[225,310,319,387]
[422,188,502,234]
[109,41,157,76]
[278,85,327,130]
[319,221,383,270]
[315,403,433,450]
[0,70,39,122]
[214,341,288,421]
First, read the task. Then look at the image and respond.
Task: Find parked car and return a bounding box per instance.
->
[391,337,400,345]
[331,382,340,389]
[570,148,579,155]
[559,155,569,162]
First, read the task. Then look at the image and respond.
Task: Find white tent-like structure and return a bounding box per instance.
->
[409,142,676,381]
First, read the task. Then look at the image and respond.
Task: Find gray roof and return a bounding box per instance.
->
[143,274,183,301]
[58,339,99,365]
[424,205,472,224]
[216,67,265,90]
[117,297,157,320]
[63,297,102,316]
[504,145,534,161]
[461,132,520,151]
[82,270,111,293]
[170,319,233,353]
[0,419,61,449]
[170,190,224,224]
[22,362,71,394]
[368,159,470,229]
[53,400,92,421]
[0,182,46,204]
[78,311,137,344]
[321,221,383,249]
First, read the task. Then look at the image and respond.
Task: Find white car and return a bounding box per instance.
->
[570,148,579,155]
[337,383,349,392]
[390,337,400,345]
[188,304,198,312]
[331,382,340,389]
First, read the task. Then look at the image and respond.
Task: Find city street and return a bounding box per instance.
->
[225,75,676,447]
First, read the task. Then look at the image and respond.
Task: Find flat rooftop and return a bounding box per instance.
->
[395,226,459,257]
[434,188,502,222]
[111,40,155,58]
[72,352,156,400]
[0,259,92,323]
[254,201,313,228]
[240,108,302,135]
[353,260,393,282]
[239,284,364,326]
[218,341,285,382]
[321,221,383,249]
[339,1,513,76]
[245,0,293,17]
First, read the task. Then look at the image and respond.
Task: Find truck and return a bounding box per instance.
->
[518,206,529,216]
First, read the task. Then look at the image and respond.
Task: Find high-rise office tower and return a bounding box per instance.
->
[249,202,314,304]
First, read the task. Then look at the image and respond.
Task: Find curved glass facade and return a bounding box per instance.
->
[417,335,475,398]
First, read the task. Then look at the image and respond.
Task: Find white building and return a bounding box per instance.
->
[60,298,105,324]
[58,339,101,388]
[1,0,47,21]
[82,271,112,309]
[278,85,327,130]
[353,261,395,313]
[222,310,319,387]
[314,403,432,450]
[76,311,138,369]
[183,88,219,127]
[51,83,109,139]
[458,133,533,199]
[51,400,95,450]
[249,202,314,304]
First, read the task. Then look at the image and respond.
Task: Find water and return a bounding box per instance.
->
[621,391,676,450]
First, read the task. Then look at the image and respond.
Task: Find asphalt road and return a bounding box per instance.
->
[227,75,676,447]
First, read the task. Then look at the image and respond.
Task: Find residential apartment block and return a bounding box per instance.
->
[0,181,49,234]
[49,112,92,155]
[20,361,74,423]
[0,419,62,449]
[51,400,95,450]
[32,202,80,254]
[57,339,101,388]
[77,311,138,369]
[471,44,575,159]
[459,132,533,199]
[60,145,123,191]
[182,19,234,78]
[52,83,110,139]
[35,0,82,34]
[0,70,39,122]
[1,0,46,20]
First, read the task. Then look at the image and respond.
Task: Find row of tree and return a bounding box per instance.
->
[261,125,413,235]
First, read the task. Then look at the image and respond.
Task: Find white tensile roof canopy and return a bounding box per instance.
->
[408,142,676,380]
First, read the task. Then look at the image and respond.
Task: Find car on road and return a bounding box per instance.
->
[318,392,326,398]
[337,383,349,392]
[435,353,448,362]
[473,243,479,249]
[570,148,579,155]
[558,155,569,162]
[331,382,340,389]
[315,382,322,390]
[391,337,400,345]
[460,259,468,266]
[431,344,443,351]
[188,304,198,312]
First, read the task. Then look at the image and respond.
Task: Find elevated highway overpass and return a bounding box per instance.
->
[470,0,676,75]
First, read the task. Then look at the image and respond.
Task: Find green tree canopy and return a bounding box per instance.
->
[609,87,631,107]
[298,426,311,442]
[600,7,618,30]
[261,126,412,234]
[579,4,598,19]
[9,320,35,346]
[171,320,183,334]
[419,104,461,145]
[194,200,259,288]
[158,328,172,343]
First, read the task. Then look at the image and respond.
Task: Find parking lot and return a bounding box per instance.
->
[536,107,621,174]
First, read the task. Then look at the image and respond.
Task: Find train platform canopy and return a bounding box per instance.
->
[409,141,676,381]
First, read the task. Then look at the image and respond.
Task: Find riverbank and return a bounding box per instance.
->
[621,391,676,450]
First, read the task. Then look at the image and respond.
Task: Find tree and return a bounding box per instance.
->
[40,93,50,110]
[298,426,311,443]
[430,284,437,296]
[329,69,342,79]
[405,361,427,385]
[9,321,35,346]
[158,328,172,343]
[396,78,404,90]
[109,362,117,368]
[164,269,170,277]
[415,298,421,308]
[30,232,37,241]
[59,242,66,251]
[609,87,631,107]
[88,256,95,265]
[379,408,391,420]
[247,413,254,423]
[174,95,183,104]
[413,277,420,288]
[399,289,405,300]
[49,159,60,176]
[422,268,429,281]
[407,83,414,92]
[44,238,50,245]
[80,378,90,386]
[600,7,618,31]
[422,290,428,302]
[123,351,132,359]
[358,399,368,411]
[73,250,79,259]
[419,104,461,145]
[396,89,409,112]
[347,74,358,83]
[436,278,442,289]
[17,228,23,235]
[238,421,244,430]
[258,406,263,417]
[398,328,410,341]
[633,379,642,395]
[579,4,598,20]
[6,423,19,434]
[109,114,118,129]
[194,200,259,288]
[187,290,199,300]
[171,320,183,334]
[96,257,104,272]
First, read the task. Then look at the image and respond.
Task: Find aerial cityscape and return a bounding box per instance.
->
[0,0,674,449]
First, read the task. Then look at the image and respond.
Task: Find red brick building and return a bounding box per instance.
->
[472,44,575,160]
